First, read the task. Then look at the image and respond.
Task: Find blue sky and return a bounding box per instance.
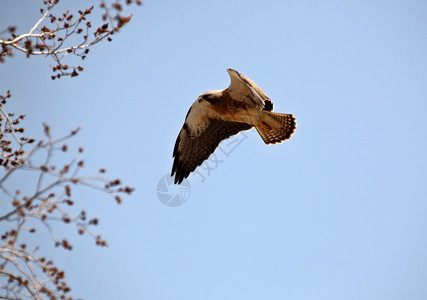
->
[1,0,426,299]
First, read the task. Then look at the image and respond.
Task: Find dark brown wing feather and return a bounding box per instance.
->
[172,119,252,184]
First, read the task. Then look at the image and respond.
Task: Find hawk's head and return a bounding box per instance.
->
[198,90,222,104]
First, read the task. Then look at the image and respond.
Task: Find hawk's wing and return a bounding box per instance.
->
[226,68,273,111]
[172,105,252,184]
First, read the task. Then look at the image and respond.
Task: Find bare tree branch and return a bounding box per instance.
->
[0,93,134,298]
[1,1,141,297]
[0,0,142,79]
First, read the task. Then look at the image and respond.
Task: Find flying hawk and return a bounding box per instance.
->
[171,68,296,184]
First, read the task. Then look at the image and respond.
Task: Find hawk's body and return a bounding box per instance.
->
[172,68,296,184]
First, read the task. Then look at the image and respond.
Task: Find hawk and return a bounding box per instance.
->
[171,68,296,184]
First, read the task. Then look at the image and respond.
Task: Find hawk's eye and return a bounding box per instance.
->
[200,93,215,103]
[198,94,210,102]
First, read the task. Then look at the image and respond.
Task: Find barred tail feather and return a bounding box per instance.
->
[255,112,296,145]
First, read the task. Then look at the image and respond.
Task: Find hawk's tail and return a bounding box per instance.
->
[255,111,296,145]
